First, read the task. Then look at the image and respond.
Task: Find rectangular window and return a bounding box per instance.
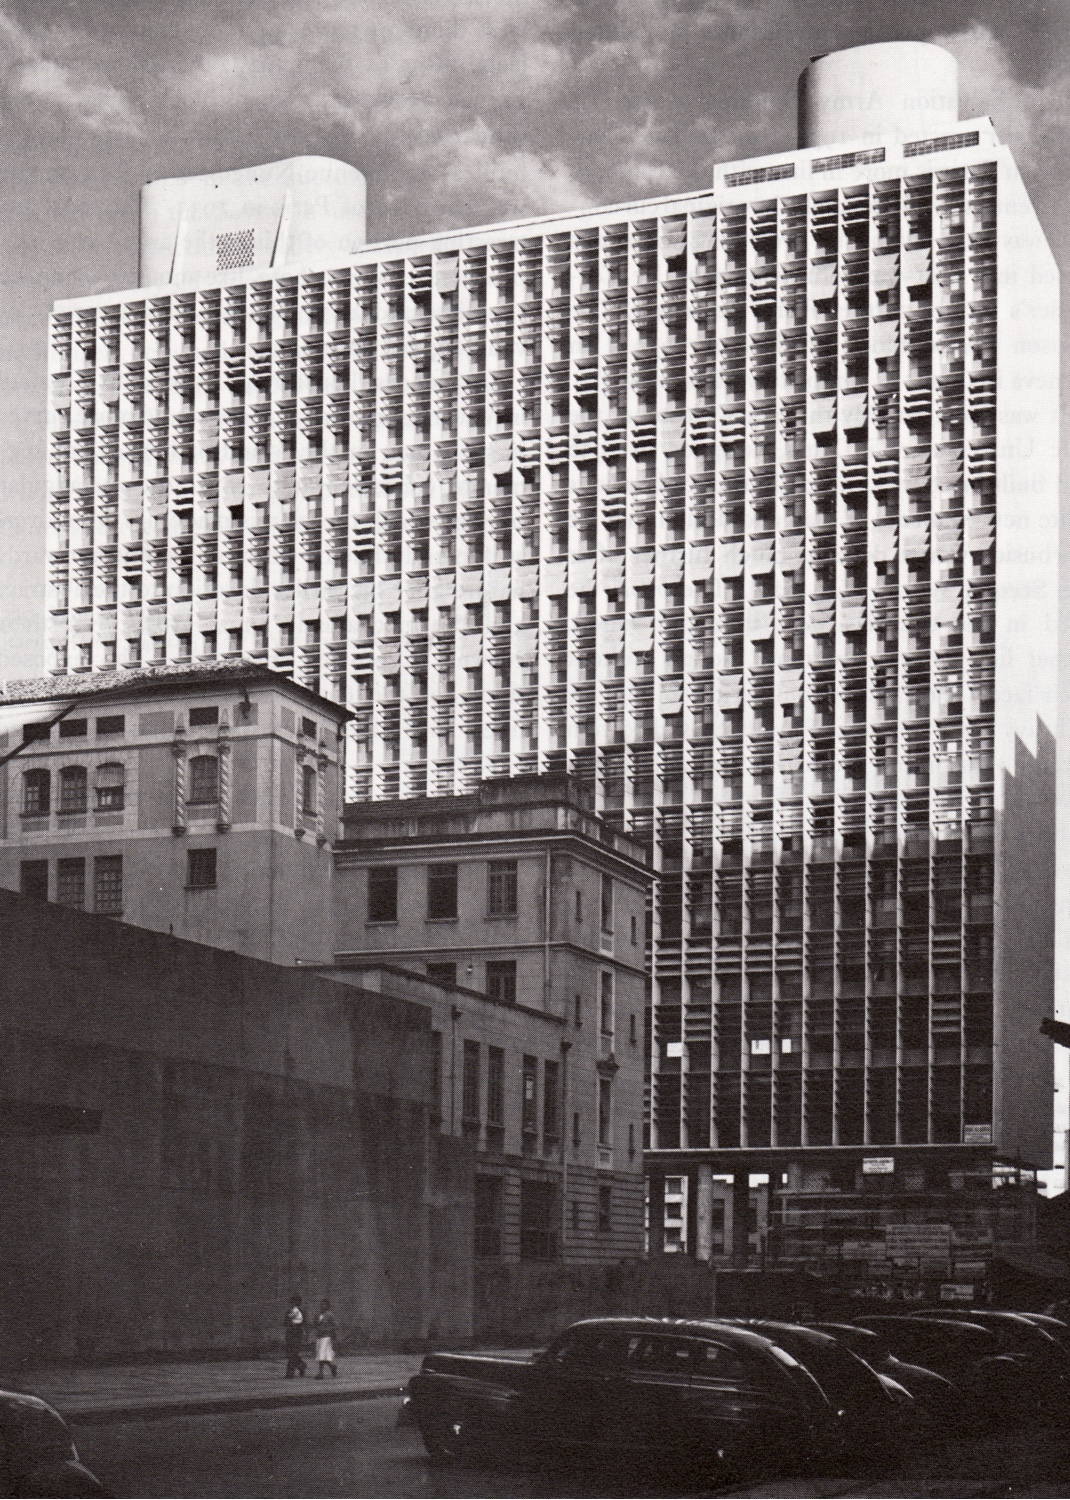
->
[189,705,218,727]
[19,860,48,901]
[600,971,615,1036]
[598,1076,613,1147]
[59,719,87,739]
[187,848,217,889]
[486,959,517,1005]
[57,857,86,909]
[575,888,583,921]
[574,994,582,1027]
[22,769,50,815]
[188,755,219,804]
[59,766,87,813]
[462,1039,481,1124]
[573,1110,581,1147]
[427,862,458,920]
[430,1030,443,1122]
[22,723,50,744]
[427,961,457,987]
[519,1178,558,1260]
[543,1059,561,1143]
[487,1046,505,1128]
[487,858,518,916]
[96,715,125,735]
[93,854,123,915]
[95,762,125,810]
[367,865,398,922]
[600,872,614,934]
[521,1055,538,1135]
[474,1174,504,1259]
[598,1184,612,1234]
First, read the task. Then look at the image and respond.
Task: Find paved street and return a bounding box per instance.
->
[70,1394,1070,1499]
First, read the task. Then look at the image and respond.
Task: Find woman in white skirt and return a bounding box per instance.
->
[314,1299,338,1378]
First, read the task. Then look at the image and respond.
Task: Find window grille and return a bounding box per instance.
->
[59,765,87,813]
[188,755,218,805]
[57,857,85,909]
[94,854,123,914]
[22,769,50,815]
[487,858,518,917]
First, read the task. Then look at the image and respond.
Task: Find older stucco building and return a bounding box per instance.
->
[329,774,651,1263]
[0,660,347,964]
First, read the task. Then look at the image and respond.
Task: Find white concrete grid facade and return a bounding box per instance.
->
[43,113,1059,1167]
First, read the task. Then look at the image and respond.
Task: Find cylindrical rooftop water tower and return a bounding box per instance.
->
[798,41,959,149]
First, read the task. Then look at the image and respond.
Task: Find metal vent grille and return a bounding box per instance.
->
[904,131,981,159]
[813,147,886,173]
[724,162,795,188]
[216,229,255,271]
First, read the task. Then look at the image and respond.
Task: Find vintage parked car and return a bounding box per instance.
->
[0,1389,106,1496]
[853,1314,1055,1427]
[726,1321,916,1458]
[407,1316,907,1479]
[812,1322,962,1426]
[909,1308,1070,1418]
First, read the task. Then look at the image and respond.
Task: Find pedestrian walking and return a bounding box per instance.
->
[314,1299,338,1378]
[284,1293,307,1378]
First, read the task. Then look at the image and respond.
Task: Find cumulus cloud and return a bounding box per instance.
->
[431,120,593,218]
[175,0,573,128]
[611,111,679,194]
[171,0,592,220]
[0,6,141,135]
[930,21,1069,171]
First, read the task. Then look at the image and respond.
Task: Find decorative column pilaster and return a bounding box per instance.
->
[315,749,328,845]
[216,723,232,833]
[171,727,187,835]
[294,741,306,837]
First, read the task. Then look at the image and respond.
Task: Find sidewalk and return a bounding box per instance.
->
[6,1348,533,1426]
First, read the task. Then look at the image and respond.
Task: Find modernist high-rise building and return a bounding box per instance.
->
[42,41,1060,1269]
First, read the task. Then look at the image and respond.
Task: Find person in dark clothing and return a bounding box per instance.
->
[284,1293,307,1378]
[314,1299,338,1378]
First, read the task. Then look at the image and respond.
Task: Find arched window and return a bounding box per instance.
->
[95,762,125,811]
[189,754,219,805]
[301,763,317,817]
[22,768,50,815]
[59,765,88,814]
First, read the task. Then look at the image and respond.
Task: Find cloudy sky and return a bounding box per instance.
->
[0,0,1066,676]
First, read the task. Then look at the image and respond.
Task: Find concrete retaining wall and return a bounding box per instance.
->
[0,890,472,1368]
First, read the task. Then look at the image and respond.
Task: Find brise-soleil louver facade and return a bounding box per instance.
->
[42,43,1060,1236]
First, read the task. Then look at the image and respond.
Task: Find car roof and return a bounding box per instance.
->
[0,1390,67,1422]
[564,1316,799,1353]
[857,1315,996,1339]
